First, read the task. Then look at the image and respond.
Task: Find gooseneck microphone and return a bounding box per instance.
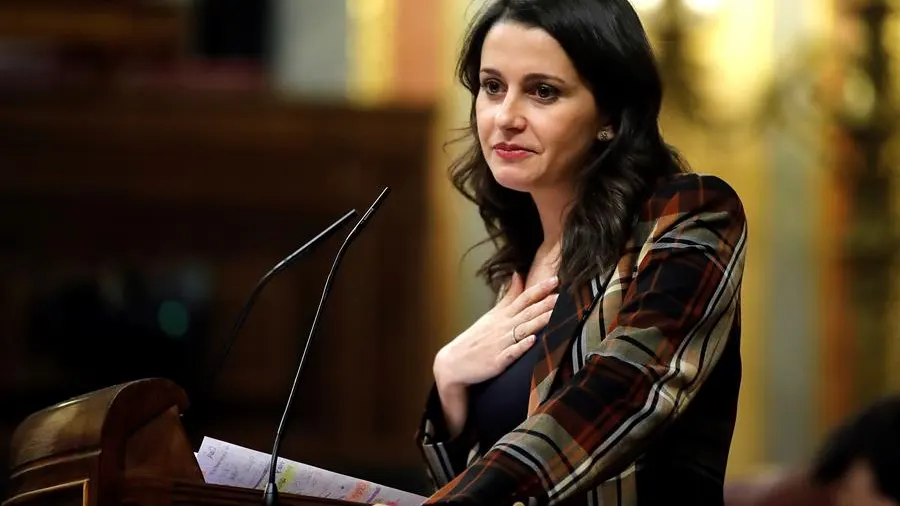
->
[201,209,359,412]
[263,187,391,506]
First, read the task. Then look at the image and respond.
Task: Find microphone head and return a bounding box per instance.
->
[359,186,391,222]
[369,186,391,210]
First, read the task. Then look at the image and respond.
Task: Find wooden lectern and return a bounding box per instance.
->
[3,378,369,506]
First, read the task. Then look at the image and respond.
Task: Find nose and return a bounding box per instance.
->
[495,95,526,131]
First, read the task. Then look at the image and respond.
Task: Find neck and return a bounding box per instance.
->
[531,185,574,257]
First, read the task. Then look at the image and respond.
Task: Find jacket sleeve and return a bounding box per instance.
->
[415,383,482,489]
[424,175,748,505]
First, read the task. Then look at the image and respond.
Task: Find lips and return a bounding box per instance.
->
[493,142,534,161]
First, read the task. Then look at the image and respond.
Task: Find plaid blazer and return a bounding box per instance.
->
[415,173,748,506]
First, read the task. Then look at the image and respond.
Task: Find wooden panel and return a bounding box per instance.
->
[3,480,86,506]
[0,1,187,51]
[0,89,436,493]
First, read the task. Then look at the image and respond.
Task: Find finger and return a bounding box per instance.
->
[497,334,537,369]
[506,276,559,315]
[516,309,553,338]
[515,292,558,323]
[498,271,524,307]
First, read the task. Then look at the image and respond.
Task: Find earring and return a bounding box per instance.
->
[597,130,611,142]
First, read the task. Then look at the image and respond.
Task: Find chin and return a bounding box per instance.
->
[488,165,538,193]
[486,153,541,193]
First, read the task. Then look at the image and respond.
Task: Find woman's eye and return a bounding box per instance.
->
[482,80,503,94]
[535,84,558,100]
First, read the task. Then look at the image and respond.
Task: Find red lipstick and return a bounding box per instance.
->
[493,142,533,161]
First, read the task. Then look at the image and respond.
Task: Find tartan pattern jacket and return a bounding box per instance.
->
[415,173,748,506]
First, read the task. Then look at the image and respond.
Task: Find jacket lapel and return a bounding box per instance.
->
[527,278,602,414]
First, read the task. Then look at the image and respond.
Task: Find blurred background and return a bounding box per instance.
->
[0,0,898,498]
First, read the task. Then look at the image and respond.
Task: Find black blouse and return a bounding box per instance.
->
[467,329,545,451]
[467,286,572,451]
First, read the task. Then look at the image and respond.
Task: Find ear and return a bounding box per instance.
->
[597,126,615,142]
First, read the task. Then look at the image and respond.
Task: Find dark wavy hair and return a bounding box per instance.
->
[450,0,688,293]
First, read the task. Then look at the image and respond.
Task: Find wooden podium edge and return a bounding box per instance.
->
[4,378,378,506]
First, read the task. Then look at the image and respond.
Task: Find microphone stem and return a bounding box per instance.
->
[209,210,357,397]
[264,236,346,503]
[262,187,389,506]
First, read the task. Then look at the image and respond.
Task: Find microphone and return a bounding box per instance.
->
[198,209,359,419]
[263,186,391,506]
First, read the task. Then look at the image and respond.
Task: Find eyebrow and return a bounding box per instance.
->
[480,67,567,85]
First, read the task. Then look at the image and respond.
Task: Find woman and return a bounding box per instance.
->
[415,0,747,505]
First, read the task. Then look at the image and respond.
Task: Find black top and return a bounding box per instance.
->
[467,329,545,451]
[467,285,574,451]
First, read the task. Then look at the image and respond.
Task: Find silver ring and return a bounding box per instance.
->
[512,324,520,344]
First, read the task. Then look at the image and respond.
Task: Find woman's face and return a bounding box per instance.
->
[476,21,606,195]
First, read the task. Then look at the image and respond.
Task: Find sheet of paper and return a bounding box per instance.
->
[195,436,426,506]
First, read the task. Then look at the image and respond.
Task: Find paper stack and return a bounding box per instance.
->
[195,436,426,506]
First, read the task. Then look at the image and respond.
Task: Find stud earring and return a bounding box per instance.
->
[597,130,611,142]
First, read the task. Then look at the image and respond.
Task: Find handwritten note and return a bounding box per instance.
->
[195,436,426,506]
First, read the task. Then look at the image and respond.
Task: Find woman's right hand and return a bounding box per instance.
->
[433,272,559,391]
